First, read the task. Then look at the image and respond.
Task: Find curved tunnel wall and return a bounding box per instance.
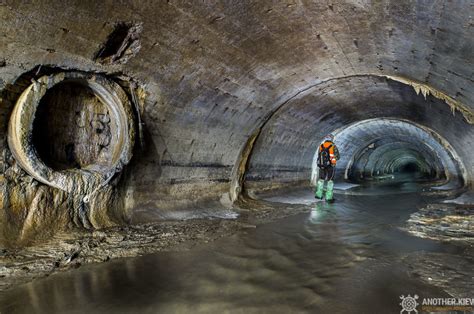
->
[310,118,464,186]
[0,1,473,224]
[245,76,473,193]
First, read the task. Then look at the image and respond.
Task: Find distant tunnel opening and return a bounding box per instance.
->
[240,75,471,198]
[397,162,420,174]
[317,119,462,187]
[393,161,429,182]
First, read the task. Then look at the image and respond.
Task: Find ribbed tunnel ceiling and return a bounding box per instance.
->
[245,76,472,192]
[0,1,473,210]
[328,119,463,185]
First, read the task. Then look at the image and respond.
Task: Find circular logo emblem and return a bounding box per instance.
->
[400,294,419,313]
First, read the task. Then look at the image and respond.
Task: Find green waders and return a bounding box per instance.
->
[314,179,335,201]
[325,180,334,201]
[315,179,324,199]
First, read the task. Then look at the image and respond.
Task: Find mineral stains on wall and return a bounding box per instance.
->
[0,1,473,246]
[1,70,138,245]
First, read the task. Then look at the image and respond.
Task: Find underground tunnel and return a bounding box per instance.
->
[0,1,473,313]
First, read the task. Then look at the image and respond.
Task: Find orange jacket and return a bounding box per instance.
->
[319,141,338,165]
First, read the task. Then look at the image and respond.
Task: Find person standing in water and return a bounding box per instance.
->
[315,134,340,202]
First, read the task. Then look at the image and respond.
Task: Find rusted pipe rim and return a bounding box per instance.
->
[7,72,135,192]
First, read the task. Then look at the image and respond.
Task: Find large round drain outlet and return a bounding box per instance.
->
[8,72,135,192]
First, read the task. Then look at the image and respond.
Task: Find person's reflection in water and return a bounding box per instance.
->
[308,201,335,224]
[306,201,345,247]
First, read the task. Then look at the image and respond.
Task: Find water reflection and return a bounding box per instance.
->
[0,191,466,314]
[308,201,334,223]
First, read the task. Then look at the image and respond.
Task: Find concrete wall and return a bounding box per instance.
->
[0,1,472,230]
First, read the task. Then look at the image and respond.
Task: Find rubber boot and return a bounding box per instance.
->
[315,179,324,199]
[325,180,334,202]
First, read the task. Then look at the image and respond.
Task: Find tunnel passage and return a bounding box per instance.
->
[1,1,474,216]
[243,76,472,195]
[311,119,463,186]
[32,81,114,171]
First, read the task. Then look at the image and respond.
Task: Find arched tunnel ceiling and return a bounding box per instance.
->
[245,77,472,190]
[355,144,440,177]
[2,1,473,108]
[0,1,473,206]
[331,119,462,184]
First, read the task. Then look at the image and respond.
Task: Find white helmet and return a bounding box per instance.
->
[324,134,335,141]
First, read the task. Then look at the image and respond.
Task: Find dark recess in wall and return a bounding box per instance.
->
[94,22,143,65]
[32,81,112,171]
[0,66,144,181]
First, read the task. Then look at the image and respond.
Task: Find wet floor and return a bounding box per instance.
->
[0,187,469,314]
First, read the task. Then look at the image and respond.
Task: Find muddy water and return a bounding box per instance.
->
[0,190,468,313]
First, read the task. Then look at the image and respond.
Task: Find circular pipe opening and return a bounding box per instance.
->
[32,81,115,171]
[8,72,136,192]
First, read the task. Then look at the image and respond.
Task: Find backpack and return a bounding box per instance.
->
[318,142,333,168]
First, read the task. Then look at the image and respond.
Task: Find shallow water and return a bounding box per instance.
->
[0,189,468,314]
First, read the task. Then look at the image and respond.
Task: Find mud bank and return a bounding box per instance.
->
[0,197,310,292]
[405,203,474,243]
[405,191,474,243]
